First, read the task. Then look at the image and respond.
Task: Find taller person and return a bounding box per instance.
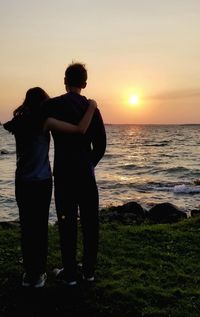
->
[44,62,107,286]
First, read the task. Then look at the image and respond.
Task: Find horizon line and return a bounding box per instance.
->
[104,123,200,126]
[1,121,200,126]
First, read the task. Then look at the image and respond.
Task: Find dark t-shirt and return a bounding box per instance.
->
[43,92,106,179]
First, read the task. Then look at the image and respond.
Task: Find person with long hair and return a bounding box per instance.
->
[3,87,97,288]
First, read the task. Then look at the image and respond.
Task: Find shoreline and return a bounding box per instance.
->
[1,201,200,229]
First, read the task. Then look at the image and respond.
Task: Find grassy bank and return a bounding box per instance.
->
[0,216,200,316]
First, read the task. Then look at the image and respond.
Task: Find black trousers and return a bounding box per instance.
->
[15,177,52,277]
[54,173,99,280]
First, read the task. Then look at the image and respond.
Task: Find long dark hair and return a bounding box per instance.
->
[13,87,49,117]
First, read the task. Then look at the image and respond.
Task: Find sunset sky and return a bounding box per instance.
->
[0,0,200,124]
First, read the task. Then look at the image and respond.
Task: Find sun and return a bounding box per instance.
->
[128,95,139,106]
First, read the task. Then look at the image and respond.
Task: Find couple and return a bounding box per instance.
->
[3,62,107,288]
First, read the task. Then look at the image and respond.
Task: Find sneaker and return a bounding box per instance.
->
[34,273,47,288]
[82,274,95,282]
[77,263,95,282]
[22,272,47,288]
[53,268,77,286]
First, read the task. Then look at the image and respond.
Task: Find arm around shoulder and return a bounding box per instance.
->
[43,99,97,134]
[77,99,97,134]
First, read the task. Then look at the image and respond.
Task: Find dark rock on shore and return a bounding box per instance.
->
[191,209,200,217]
[100,202,146,224]
[0,149,9,155]
[0,220,20,229]
[147,202,187,224]
[100,201,189,225]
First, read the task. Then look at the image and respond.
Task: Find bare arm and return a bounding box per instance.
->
[43,99,97,134]
[90,108,107,166]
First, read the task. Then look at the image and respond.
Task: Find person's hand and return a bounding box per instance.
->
[88,99,98,109]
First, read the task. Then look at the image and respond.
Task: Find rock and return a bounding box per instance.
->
[117,202,145,216]
[194,179,200,185]
[0,149,9,155]
[191,209,200,217]
[0,220,20,229]
[147,203,187,224]
[100,201,146,224]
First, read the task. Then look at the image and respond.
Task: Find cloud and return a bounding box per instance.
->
[149,88,200,100]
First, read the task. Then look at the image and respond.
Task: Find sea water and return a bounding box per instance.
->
[1,124,200,223]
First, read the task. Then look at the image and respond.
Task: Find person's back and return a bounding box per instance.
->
[44,62,106,285]
[3,87,52,288]
[4,112,51,181]
[44,91,106,178]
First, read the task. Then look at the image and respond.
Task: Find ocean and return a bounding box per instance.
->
[1,124,200,223]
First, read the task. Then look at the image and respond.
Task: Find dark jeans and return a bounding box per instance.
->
[54,173,99,280]
[15,177,52,277]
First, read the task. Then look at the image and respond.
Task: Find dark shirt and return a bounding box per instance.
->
[3,113,51,181]
[43,92,106,178]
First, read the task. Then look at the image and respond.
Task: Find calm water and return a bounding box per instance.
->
[1,124,200,223]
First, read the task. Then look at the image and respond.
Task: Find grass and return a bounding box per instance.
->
[0,216,200,316]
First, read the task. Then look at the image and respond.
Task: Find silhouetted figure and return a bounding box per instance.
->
[44,62,107,285]
[3,87,97,288]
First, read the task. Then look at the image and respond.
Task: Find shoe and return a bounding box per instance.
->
[77,263,95,282]
[34,273,47,288]
[53,268,77,286]
[82,274,95,282]
[22,272,47,288]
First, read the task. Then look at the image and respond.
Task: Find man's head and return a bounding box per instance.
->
[64,62,87,91]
